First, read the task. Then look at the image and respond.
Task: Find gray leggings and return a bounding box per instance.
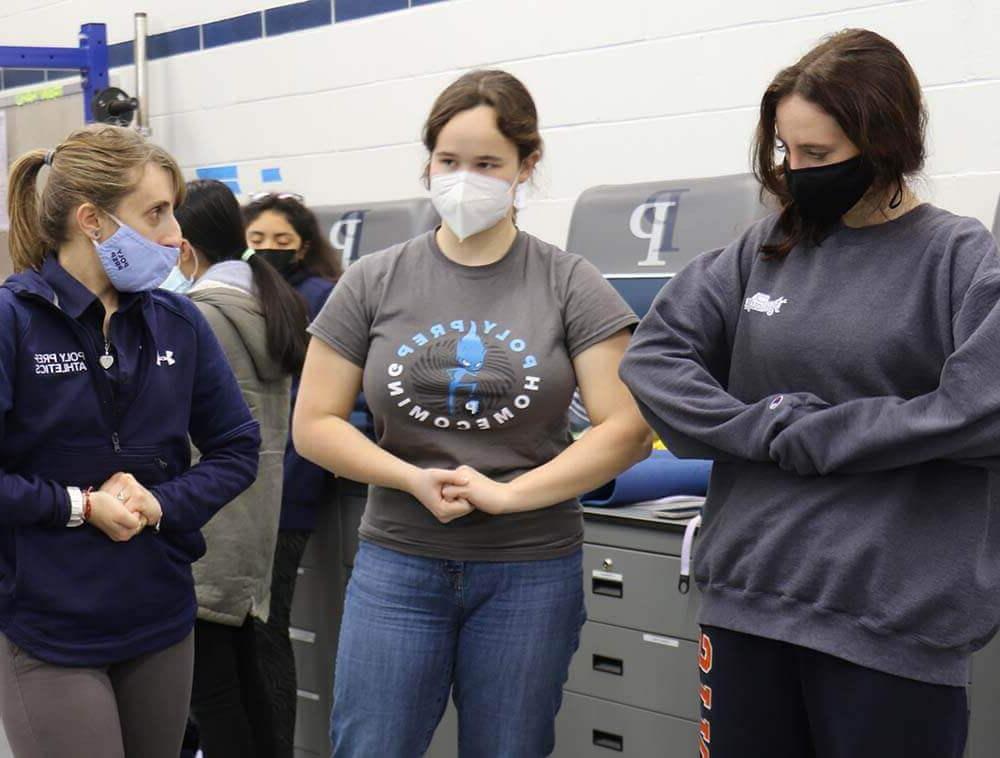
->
[0,631,194,758]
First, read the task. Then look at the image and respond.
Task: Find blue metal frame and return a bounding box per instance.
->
[0,23,109,123]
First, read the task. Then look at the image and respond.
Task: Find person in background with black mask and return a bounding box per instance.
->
[242,193,342,758]
[620,29,1000,758]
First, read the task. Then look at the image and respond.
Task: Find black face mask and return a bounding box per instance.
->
[785,155,875,229]
[253,249,299,277]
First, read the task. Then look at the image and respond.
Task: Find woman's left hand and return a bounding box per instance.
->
[100,472,163,532]
[442,465,517,516]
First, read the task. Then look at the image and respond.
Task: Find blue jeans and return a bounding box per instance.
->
[330,541,586,758]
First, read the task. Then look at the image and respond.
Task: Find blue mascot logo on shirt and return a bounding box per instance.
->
[448,322,487,415]
[388,318,542,432]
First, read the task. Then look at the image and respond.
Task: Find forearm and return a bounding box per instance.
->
[0,471,69,527]
[621,348,830,463]
[508,410,652,512]
[772,394,1000,475]
[151,422,260,532]
[294,413,417,492]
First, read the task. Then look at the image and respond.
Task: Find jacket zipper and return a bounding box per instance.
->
[21,292,125,453]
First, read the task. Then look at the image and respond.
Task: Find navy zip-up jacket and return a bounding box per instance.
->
[280,271,337,531]
[0,256,260,666]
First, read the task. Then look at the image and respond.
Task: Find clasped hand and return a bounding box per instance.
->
[86,472,163,542]
[410,465,517,523]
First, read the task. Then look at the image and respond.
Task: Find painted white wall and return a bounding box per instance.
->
[1,0,998,245]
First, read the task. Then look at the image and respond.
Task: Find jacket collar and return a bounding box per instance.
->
[5,254,145,318]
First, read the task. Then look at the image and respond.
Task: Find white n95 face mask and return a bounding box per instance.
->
[430,171,520,242]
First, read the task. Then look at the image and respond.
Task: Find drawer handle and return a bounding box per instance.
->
[592,576,623,598]
[592,654,624,676]
[593,729,623,751]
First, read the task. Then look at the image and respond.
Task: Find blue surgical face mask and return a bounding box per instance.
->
[92,213,179,293]
[159,253,199,295]
[159,266,193,295]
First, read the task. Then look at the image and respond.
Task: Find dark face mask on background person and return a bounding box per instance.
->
[784,155,875,229]
[253,249,299,277]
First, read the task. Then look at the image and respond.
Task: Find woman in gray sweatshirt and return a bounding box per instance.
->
[169,180,309,758]
[620,29,999,758]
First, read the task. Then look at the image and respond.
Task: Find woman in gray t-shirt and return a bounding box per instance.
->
[295,70,652,756]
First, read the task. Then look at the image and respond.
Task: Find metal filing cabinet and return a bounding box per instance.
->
[551,506,702,758]
[425,505,702,758]
[290,478,366,758]
[294,491,1000,758]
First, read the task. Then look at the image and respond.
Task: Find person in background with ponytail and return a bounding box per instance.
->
[0,126,259,757]
[170,180,308,758]
[242,193,342,758]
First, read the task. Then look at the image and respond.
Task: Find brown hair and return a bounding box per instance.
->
[7,124,185,272]
[752,28,927,257]
[242,194,342,282]
[421,69,544,184]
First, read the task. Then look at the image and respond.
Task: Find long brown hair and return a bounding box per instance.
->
[242,195,342,282]
[7,124,184,272]
[421,69,544,185]
[177,181,309,374]
[752,29,927,257]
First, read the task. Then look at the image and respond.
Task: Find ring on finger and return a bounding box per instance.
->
[116,490,127,502]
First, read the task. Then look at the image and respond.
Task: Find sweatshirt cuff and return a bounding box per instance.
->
[762,394,830,468]
[53,485,72,528]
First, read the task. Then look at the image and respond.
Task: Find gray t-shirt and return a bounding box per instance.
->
[309,229,637,561]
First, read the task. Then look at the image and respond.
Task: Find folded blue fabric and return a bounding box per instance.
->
[582,449,712,507]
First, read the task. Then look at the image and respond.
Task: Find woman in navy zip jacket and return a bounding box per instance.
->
[242,193,342,758]
[0,125,260,758]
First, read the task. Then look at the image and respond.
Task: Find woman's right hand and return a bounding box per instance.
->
[86,490,144,542]
[406,468,474,524]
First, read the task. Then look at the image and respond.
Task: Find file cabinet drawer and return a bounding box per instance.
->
[583,545,700,641]
[291,631,327,695]
[566,621,699,720]
[293,688,326,754]
[290,567,325,632]
[553,692,697,758]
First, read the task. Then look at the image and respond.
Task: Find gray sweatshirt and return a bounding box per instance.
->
[620,204,1000,686]
[188,262,290,625]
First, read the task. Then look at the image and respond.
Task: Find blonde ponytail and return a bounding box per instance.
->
[7,150,49,272]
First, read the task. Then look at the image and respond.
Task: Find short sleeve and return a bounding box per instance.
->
[562,257,639,358]
[307,260,371,367]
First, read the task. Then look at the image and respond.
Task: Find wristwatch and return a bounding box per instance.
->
[66,487,84,527]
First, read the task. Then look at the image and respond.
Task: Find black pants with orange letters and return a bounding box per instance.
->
[697,626,967,758]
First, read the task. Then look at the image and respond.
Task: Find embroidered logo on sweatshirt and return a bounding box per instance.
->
[156,350,176,367]
[34,351,88,376]
[743,292,788,317]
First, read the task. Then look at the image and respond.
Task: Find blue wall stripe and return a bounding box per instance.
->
[108,41,135,68]
[204,12,263,49]
[0,1,451,90]
[265,0,332,37]
[4,69,46,88]
[336,0,407,23]
[261,167,283,182]
[222,180,242,194]
[146,25,201,61]
[196,165,239,180]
